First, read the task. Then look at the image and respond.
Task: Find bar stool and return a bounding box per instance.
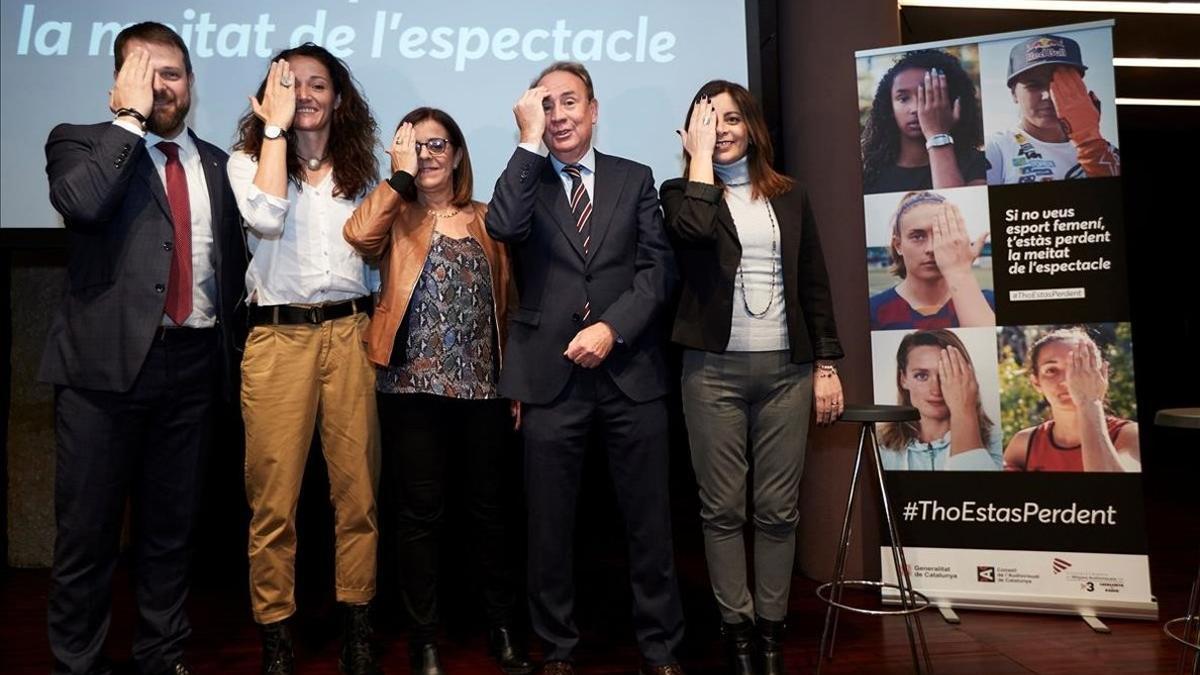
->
[816,404,932,674]
[1155,407,1200,674]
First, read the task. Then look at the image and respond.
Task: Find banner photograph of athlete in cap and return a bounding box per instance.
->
[855,21,1155,620]
[980,28,1120,184]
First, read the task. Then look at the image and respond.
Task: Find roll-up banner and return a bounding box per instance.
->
[854,20,1155,620]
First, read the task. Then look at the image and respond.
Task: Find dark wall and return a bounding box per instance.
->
[776,0,901,580]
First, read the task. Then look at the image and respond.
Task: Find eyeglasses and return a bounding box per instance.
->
[415,138,451,155]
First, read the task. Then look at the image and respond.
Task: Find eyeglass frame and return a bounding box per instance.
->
[414,137,452,156]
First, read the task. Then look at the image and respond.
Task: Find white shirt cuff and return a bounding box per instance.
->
[112,118,146,137]
[245,181,290,211]
[518,141,548,157]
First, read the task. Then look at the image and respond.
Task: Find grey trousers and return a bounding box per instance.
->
[681,349,814,623]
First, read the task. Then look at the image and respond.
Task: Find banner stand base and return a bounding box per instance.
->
[1081,613,1112,633]
[883,587,1159,622]
[937,605,961,624]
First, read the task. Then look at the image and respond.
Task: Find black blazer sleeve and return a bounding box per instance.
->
[485,146,545,244]
[795,189,844,361]
[660,177,725,245]
[46,122,146,232]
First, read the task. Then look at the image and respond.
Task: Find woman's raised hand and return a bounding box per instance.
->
[389,122,418,175]
[1066,339,1108,406]
[917,68,960,139]
[249,59,296,131]
[938,345,979,416]
[932,203,987,280]
[677,96,718,160]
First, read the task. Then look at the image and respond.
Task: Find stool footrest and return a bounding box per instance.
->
[816,580,931,616]
[1163,616,1200,650]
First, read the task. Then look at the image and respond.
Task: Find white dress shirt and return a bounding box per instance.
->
[227,150,372,306]
[519,142,596,201]
[112,120,217,328]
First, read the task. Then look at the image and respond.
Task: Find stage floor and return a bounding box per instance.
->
[2,550,1191,673]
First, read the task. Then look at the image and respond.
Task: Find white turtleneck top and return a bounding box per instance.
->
[713,156,788,352]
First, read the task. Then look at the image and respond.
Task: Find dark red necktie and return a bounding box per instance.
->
[155,141,193,324]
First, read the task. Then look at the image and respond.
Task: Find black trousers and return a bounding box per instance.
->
[378,393,517,644]
[522,368,685,666]
[48,329,216,675]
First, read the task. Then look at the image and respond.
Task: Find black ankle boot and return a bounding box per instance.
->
[409,642,444,675]
[260,620,294,675]
[488,626,534,675]
[339,603,380,675]
[756,616,785,675]
[721,619,755,675]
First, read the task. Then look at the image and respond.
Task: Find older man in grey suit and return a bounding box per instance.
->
[41,21,245,675]
[486,61,684,675]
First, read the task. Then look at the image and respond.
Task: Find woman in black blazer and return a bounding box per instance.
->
[660,80,844,675]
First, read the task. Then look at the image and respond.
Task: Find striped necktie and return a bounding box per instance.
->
[563,164,592,322]
[563,164,592,256]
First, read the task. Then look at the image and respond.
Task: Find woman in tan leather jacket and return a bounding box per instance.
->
[343,107,530,675]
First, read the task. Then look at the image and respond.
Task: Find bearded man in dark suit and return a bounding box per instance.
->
[41,21,246,675]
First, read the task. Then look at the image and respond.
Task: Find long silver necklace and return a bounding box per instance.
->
[735,195,779,318]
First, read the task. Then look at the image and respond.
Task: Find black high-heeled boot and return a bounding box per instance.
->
[489,626,534,674]
[409,641,444,675]
[756,616,785,675]
[721,619,756,675]
[260,620,294,675]
[339,603,380,675]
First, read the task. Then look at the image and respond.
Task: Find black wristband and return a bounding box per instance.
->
[387,170,414,195]
[115,107,148,129]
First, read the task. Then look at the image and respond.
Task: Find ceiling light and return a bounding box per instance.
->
[1115,97,1200,106]
[898,1,1200,15]
[1113,58,1200,68]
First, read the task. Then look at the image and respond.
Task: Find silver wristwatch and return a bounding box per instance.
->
[925,133,954,150]
[263,124,285,140]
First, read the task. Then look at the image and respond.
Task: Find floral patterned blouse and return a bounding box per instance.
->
[377,232,497,399]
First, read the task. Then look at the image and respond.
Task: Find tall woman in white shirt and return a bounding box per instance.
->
[227,43,381,675]
[660,81,844,675]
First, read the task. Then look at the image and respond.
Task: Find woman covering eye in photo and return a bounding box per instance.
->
[1003,328,1140,473]
[879,329,1002,471]
[861,49,988,195]
[868,190,994,331]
